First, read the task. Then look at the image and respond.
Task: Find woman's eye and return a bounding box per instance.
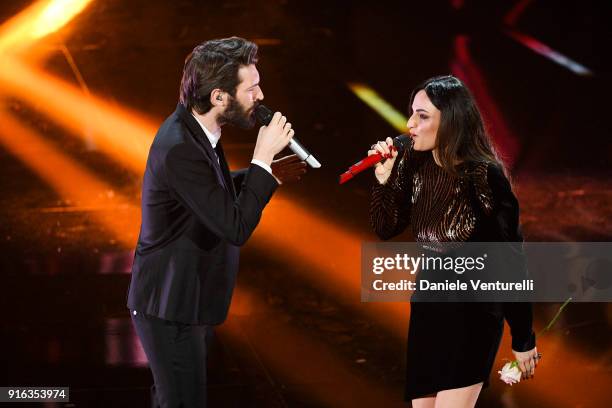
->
[419,114,428,120]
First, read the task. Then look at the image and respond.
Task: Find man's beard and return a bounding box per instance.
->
[218,96,257,129]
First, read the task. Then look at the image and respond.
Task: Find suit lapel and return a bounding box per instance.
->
[215,142,236,198]
[175,104,228,191]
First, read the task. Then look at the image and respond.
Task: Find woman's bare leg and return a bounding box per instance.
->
[434,382,483,408]
[412,395,436,408]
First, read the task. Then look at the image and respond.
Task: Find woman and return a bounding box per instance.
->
[369,75,539,407]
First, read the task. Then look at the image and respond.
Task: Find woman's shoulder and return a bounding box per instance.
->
[462,160,512,215]
[462,160,508,185]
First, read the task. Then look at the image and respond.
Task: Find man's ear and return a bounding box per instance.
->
[210,89,224,107]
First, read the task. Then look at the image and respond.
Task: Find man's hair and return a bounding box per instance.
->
[179,37,258,114]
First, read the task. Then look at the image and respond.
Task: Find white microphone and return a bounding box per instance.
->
[254,104,321,168]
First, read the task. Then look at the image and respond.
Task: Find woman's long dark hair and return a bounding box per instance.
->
[409,75,503,175]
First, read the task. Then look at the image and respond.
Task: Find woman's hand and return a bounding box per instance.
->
[369,137,398,185]
[512,347,540,379]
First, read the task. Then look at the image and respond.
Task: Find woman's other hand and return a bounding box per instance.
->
[512,347,540,379]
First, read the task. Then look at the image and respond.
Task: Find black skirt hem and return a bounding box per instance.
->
[404,377,490,401]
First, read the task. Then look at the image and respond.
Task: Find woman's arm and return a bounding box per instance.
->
[369,147,413,240]
[484,164,536,348]
[484,163,538,376]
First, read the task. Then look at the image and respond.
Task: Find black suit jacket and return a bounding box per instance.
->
[127,103,278,325]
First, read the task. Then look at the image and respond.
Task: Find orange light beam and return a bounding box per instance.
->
[226,287,406,407]
[0,109,139,247]
[0,0,94,54]
[251,198,411,336]
[0,57,157,174]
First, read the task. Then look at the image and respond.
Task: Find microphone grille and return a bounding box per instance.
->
[393,134,412,152]
[254,104,274,126]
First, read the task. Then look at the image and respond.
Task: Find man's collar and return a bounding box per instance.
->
[191,112,221,148]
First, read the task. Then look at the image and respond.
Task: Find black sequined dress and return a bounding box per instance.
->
[369,147,535,400]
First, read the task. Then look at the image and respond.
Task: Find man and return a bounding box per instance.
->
[127,37,305,407]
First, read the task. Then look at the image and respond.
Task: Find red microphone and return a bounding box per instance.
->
[339,134,411,184]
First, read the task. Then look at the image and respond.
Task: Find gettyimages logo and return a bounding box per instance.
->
[371,253,488,275]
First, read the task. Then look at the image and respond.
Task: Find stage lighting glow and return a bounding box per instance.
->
[506,30,593,76]
[452,35,519,165]
[253,197,410,336]
[32,0,93,39]
[224,287,402,407]
[0,58,157,174]
[0,0,93,52]
[503,0,533,26]
[347,83,408,132]
[0,110,139,247]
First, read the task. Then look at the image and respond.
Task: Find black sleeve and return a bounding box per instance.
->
[231,168,248,195]
[369,148,413,240]
[487,164,536,351]
[165,144,278,246]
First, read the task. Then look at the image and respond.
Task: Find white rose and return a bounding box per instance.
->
[498,361,522,386]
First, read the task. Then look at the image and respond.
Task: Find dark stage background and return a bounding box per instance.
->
[0,0,610,407]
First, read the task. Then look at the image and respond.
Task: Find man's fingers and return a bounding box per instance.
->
[287,128,295,140]
[278,115,287,128]
[271,111,282,125]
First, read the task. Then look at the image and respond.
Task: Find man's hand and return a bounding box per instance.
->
[253,112,294,166]
[271,154,307,185]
